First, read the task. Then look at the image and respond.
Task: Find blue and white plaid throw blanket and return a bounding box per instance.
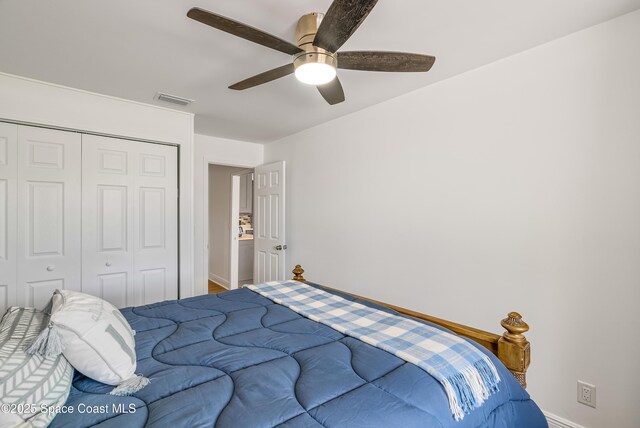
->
[248,281,500,420]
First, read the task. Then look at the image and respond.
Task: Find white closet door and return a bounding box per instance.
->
[134,142,178,305]
[81,136,135,308]
[17,126,82,309]
[82,135,178,307]
[0,123,17,313]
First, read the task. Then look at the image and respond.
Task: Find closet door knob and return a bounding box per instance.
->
[105,262,112,267]
[46,265,55,272]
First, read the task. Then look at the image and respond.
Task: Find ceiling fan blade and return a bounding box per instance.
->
[314,0,379,53]
[338,51,436,72]
[187,7,303,56]
[317,77,345,105]
[229,64,295,90]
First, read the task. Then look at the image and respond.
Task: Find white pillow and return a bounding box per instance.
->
[28,290,148,396]
[0,307,73,427]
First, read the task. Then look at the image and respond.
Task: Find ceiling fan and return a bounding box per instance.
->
[187,0,435,105]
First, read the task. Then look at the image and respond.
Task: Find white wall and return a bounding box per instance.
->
[193,134,263,295]
[0,72,196,298]
[265,10,640,428]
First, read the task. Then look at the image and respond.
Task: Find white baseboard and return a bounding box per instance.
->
[544,411,585,428]
[208,273,230,289]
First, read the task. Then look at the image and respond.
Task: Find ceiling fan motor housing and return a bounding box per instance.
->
[293,13,337,73]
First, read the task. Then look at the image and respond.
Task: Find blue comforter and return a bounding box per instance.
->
[51,287,547,427]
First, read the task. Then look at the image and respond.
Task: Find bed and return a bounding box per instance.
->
[49,266,547,427]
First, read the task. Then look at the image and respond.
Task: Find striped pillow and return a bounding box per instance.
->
[0,307,73,427]
[36,290,148,396]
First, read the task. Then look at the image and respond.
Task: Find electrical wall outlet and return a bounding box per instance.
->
[577,381,596,408]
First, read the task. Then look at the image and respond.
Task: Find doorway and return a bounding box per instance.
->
[207,164,254,293]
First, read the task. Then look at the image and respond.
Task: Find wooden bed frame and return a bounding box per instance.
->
[291,265,531,389]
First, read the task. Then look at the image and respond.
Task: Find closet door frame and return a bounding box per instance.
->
[0,122,17,313]
[0,119,182,311]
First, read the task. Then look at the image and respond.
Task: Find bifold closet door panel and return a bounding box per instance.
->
[81,135,135,308]
[133,142,178,305]
[17,126,82,309]
[0,122,18,314]
[82,135,178,307]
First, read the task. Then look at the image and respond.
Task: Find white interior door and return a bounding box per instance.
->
[253,161,286,283]
[17,125,81,309]
[0,122,17,313]
[82,135,178,307]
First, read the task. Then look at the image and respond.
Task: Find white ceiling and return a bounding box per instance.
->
[1,0,639,143]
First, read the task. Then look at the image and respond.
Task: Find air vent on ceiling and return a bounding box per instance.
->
[155,92,194,107]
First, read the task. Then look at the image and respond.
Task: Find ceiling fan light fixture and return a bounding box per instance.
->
[293,51,337,85]
[295,62,336,85]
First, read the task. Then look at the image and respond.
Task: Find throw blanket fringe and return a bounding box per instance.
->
[248,281,500,421]
[442,360,500,420]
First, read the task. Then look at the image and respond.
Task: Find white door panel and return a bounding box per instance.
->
[17,126,81,309]
[82,137,135,307]
[98,272,129,309]
[0,122,17,314]
[134,142,178,305]
[253,161,285,283]
[82,135,177,307]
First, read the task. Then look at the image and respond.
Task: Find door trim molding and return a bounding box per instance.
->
[0,118,179,148]
[201,159,261,297]
[229,175,240,290]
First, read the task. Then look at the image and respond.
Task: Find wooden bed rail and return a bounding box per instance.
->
[291,264,531,389]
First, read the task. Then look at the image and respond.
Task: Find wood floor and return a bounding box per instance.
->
[208,280,228,294]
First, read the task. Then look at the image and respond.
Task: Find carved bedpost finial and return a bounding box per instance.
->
[292,265,306,282]
[501,312,529,342]
[498,312,531,389]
